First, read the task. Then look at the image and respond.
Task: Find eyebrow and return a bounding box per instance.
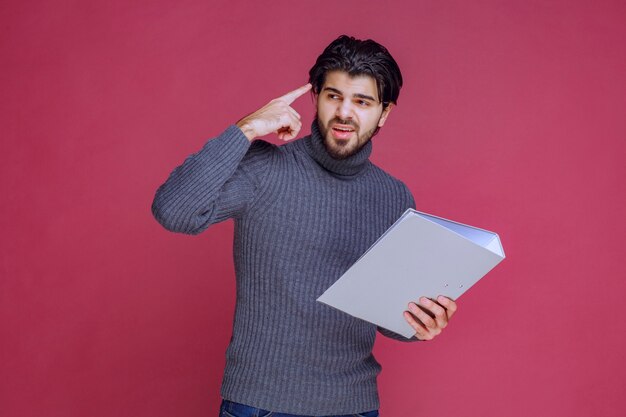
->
[322,87,378,103]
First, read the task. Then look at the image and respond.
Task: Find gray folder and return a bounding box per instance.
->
[317,209,506,338]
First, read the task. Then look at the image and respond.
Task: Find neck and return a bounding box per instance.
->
[304,121,372,177]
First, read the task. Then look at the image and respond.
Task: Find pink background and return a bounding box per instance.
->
[2,1,625,416]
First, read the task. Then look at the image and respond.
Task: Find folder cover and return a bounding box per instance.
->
[317,209,506,338]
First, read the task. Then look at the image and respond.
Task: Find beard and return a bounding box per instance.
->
[316,115,381,160]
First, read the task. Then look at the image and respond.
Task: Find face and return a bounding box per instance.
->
[315,70,393,159]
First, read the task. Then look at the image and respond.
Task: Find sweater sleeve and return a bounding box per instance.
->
[151,125,273,235]
[377,326,419,342]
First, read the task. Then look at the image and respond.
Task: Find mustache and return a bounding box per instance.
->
[329,118,358,129]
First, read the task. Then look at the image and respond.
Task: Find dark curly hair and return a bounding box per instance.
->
[308,35,403,110]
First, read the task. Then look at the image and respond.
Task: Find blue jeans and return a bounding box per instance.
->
[219,400,379,417]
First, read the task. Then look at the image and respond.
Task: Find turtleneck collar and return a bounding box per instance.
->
[303,120,372,177]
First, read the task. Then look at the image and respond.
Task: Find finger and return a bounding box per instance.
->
[278,127,299,141]
[279,83,312,105]
[273,112,300,132]
[276,116,302,141]
[419,297,448,328]
[282,123,302,140]
[287,106,301,120]
[437,296,458,319]
[403,311,431,341]
[408,302,437,331]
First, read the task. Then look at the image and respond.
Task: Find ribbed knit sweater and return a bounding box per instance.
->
[152,121,416,415]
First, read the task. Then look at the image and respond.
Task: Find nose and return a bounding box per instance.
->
[336,100,353,120]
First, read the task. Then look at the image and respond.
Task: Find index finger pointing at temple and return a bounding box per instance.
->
[279,83,312,104]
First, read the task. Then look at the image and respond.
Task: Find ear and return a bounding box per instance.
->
[378,103,394,127]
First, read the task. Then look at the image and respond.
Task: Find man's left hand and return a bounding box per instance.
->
[404,296,457,341]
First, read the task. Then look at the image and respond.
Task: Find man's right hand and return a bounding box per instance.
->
[236,83,312,142]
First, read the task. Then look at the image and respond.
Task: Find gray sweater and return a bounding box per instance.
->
[152,121,416,415]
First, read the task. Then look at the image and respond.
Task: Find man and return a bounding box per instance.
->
[152,35,457,417]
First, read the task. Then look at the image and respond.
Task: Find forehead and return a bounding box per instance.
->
[322,71,379,99]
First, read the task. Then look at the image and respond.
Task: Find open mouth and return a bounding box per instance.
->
[331,124,356,140]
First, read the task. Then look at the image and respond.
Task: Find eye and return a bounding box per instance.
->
[327,93,341,100]
[357,99,370,107]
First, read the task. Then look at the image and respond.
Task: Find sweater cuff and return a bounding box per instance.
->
[200,124,251,155]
